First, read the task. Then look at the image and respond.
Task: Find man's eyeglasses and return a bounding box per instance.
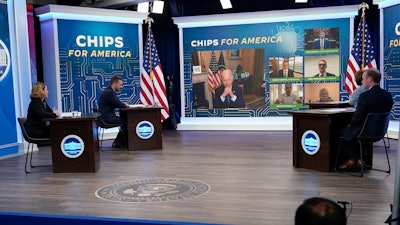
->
[318,64,326,67]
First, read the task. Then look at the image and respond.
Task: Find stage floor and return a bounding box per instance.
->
[0,130,396,225]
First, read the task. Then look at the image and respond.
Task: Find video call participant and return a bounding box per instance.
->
[312,30,331,50]
[274,83,302,104]
[314,60,336,77]
[348,70,367,108]
[316,88,334,102]
[98,75,129,149]
[213,69,245,108]
[278,60,294,78]
[295,197,347,225]
[25,82,59,138]
[338,69,393,171]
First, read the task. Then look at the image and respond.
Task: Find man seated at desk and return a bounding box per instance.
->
[316,88,334,102]
[338,68,393,171]
[274,83,302,104]
[98,75,129,149]
[213,69,245,108]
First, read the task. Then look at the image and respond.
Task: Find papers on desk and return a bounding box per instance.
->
[128,104,145,108]
[60,112,81,117]
[320,108,355,112]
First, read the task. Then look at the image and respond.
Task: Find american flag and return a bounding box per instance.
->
[345,17,376,94]
[215,51,226,84]
[140,27,170,121]
[207,50,220,93]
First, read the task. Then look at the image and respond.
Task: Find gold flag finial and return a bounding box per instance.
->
[359,2,369,17]
[145,17,154,25]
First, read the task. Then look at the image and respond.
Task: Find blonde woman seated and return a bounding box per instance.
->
[25,82,59,138]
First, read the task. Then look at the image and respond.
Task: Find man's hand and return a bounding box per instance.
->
[222,87,234,98]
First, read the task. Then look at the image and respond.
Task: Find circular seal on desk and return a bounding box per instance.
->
[0,39,11,82]
[301,130,320,155]
[60,134,85,158]
[136,121,154,139]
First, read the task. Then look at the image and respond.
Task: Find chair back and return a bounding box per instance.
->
[357,112,390,142]
[92,108,121,128]
[17,117,31,143]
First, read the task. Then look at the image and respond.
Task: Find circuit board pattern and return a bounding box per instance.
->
[57,20,141,113]
[383,5,400,120]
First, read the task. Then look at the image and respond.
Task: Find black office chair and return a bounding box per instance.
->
[335,112,391,177]
[17,117,51,173]
[92,108,125,150]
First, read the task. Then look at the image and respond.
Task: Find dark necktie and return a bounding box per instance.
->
[226,95,231,103]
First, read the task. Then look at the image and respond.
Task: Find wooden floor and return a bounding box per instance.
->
[0,130,397,225]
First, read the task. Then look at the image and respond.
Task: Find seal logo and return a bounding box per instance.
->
[60,134,85,158]
[301,130,320,155]
[95,178,210,203]
[136,121,154,139]
[0,39,11,82]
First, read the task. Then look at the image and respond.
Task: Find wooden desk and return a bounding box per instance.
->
[121,106,163,151]
[306,101,350,109]
[288,108,354,172]
[46,114,100,173]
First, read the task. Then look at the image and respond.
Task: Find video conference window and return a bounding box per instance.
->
[269,56,303,82]
[270,83,303,108]
[304,28,339,54]
[303,55,340,82]
[191,49,266,109]
[304,83,340,103]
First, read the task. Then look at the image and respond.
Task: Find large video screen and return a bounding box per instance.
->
[183,19,350,117]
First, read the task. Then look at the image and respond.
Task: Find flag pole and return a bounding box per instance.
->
[359,2,369,71]
[145,17,154,80]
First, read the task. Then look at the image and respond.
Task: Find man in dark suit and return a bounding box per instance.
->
[278,60,294,78]
[312,30,331,49]
[98,75,129,148]
[314,60,336,77]
[338,68,393,171]
[213,69,245,108]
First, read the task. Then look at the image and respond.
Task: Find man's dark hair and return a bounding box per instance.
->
[110,76,123,85]
[295,197,347,225]
[364,68,381,84]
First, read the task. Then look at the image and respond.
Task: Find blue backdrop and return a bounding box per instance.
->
[0,2,18,156]
[56,19,141,113]
[383,4,400,120]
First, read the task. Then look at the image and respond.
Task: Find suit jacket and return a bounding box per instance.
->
[98,86,127,124]
[312,38,331,49]
[278,69,294,78]
[314,72,335,77]
[213,85,245,108]
[25,98,57,138]
[344,85,393,141]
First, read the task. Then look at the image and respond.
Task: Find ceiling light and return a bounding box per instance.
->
[152,1,164,14]
[137,2,149,13]
[295,0,308,3]
[220,0,232,9]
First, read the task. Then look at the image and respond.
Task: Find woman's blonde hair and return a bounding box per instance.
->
[30,82,47,100]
